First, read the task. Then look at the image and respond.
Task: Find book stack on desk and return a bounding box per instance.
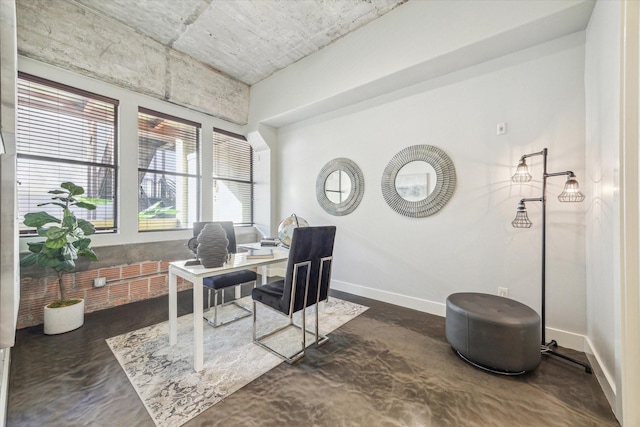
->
[246,248,274,259]
[260,237,279,247]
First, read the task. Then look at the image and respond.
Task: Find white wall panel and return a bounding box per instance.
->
[584,0,621,416]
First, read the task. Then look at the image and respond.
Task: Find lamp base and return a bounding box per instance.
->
[541,340,592,374]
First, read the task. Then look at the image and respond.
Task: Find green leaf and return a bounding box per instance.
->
[36,250,63,268]
[60,243,78,260]
[37,202,67,209]
[61,182,84,196]
[26,241,44,253]
[78,247,98,262]
[40,245,61,257]
[19,252,39,267]
[44,226,67,243]
[77,219,96,235]
[75,201,97,210]
[48,190,66,195]
[23,212,60,227]
[44,237,67,250]
[74,238,98,261]
[73,237,91,250]
[62,214,76,229]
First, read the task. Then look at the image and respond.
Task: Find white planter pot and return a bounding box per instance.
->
[44,299,85,335]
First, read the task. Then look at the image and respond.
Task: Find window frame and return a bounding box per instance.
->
[137,107,202,232]
[212,128,254,227]
[16,72,119,235]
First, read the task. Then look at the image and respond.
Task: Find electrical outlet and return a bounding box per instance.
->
[498,287,508,297]
[94,277,106,288]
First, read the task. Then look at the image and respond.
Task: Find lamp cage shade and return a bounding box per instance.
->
[512,159,532,183]
[512,202,533,228]
[558,177,585,202]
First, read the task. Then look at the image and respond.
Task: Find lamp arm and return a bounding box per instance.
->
[545,171,574,179]
[519,149,546,161]
[520,197,543,204]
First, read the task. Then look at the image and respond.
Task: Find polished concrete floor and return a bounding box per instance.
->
[8,288,619,426]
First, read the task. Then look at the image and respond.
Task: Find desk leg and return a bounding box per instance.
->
[169,268,177,346]
[260,265,268,285]
[193,277,204,372]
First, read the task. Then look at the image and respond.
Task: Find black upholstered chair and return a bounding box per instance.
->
[194,221,258,327]
[251,225,336,363]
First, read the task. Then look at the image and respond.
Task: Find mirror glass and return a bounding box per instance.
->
[325,170,352,204]
[394,161,437,201]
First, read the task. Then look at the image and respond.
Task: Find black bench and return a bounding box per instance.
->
[445,292,541,374]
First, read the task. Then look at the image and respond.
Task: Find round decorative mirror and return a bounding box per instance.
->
[316,158,364,216]
[382,145,456,217]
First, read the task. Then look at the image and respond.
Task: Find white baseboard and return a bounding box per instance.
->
[545,327,586,352]
[0,347,9,427]
[331,279,446,317]
[584,337,617,413]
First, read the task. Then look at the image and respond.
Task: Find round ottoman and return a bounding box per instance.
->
[445,292,541,374]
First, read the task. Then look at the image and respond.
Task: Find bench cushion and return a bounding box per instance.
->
[446,292,541,373]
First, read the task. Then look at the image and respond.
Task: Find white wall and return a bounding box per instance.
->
[0,0,18,351]
[276,33,587,341]
[584,0,621,415]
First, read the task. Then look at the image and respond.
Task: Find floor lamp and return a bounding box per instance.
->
[511,148,592,374]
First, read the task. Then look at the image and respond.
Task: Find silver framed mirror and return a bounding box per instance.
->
[381,145,456,217]
[316,158,365,216]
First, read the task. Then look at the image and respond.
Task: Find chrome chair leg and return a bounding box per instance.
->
[252,300,257,342]
[301,297,306,352]
[214,289,219,326]
[205,280,255,328]
[253,261,310,364]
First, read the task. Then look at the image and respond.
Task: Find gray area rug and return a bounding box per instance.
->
[106,297,368,427]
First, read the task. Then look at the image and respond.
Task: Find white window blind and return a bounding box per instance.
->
[138,108,200,231]
[212,128,253,226]
[16,73,118,233]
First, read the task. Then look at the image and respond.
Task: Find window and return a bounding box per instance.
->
[212,128,253,225]
[138,108,200,231]
[16,73,118,233]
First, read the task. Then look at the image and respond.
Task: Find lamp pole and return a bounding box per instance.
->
[513,148,591,373]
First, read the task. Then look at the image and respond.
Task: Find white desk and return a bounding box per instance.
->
[168,245,289,372]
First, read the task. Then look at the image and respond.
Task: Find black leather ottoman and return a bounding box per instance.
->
[445,292,541,374]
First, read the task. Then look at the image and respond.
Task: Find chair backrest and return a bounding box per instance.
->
[282,226,336,314]
[193,221,237,253]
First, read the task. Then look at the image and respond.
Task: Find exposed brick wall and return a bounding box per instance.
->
[17,259,193,329]
[18,232,260,329]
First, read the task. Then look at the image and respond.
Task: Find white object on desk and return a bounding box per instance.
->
[168,245,289,372]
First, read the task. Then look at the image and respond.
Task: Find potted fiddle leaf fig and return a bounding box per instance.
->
[20,182,98,334]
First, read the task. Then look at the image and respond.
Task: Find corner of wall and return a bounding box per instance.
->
[585,337,617,413]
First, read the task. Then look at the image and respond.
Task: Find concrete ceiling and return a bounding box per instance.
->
[72,0,407,85]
